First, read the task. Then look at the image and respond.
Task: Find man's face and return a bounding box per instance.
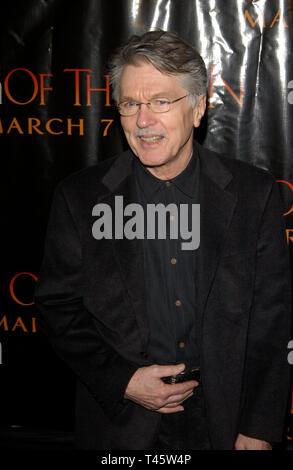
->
[119,62,205,176]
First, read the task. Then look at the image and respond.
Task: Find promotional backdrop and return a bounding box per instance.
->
[1,0,293,448]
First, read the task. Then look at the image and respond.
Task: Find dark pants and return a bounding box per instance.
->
[151,385,212,450]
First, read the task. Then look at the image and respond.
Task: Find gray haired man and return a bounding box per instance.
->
[35,30,291,450]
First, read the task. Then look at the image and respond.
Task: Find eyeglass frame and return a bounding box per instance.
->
[117,95,188,116]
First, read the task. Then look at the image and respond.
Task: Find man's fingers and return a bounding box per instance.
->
[124,364,199,413]
[153,363,186,378]
[164,391,194,407]
[146,383,197,412]
[163,380,199,395]
[158,405,185,414]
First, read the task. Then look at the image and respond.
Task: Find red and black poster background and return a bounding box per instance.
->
[1,0,293,448]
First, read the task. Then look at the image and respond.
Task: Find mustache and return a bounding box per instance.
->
[134,129,168,138]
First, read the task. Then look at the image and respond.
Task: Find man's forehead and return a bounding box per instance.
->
[119,63,183,98]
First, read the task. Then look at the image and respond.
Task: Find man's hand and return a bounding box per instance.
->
[124,364,198,414]
[234,433,272,450]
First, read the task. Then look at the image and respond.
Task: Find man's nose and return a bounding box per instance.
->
[136,103,157,128]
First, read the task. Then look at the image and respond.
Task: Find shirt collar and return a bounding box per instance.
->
[134,148,199,201]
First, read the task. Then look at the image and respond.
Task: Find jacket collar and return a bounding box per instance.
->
[133,149,199,200]
[101,141,234,196]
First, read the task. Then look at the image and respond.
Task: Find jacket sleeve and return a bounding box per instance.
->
[238,180,292,443]
[34,182,139,418]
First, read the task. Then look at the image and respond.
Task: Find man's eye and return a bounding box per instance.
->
[155,99,170,106]
[125,101,138,108]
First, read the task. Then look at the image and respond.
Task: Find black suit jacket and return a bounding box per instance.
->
[35,142,291,449]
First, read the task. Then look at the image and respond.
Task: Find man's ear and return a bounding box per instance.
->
[193,94,206,128]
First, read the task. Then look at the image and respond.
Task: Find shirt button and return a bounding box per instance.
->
[165,181,171,187]
[178,341,185,349]
[175,299,181,307]
[171,258,177,264]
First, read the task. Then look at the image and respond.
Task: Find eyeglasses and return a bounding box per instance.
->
[117,95,187,116]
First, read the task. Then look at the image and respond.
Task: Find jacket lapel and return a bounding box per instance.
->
[101,151,149,349]
[99,145,238,348]
[196,144,238,319]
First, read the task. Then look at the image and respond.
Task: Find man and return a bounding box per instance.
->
[35,30,291,450]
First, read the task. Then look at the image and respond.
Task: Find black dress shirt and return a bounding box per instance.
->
[134,150,200,368]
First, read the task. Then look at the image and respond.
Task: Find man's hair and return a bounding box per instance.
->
[108,30,207,108]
